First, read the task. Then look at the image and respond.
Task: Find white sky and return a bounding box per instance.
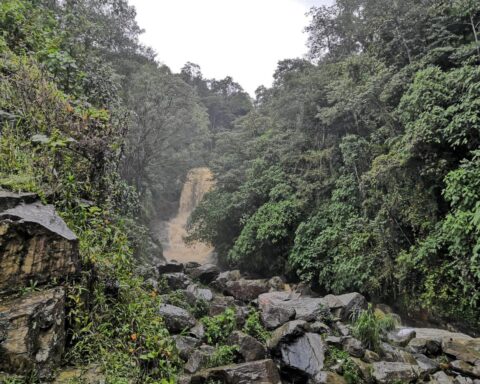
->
[129,0,333,96]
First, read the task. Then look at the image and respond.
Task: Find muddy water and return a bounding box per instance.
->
[162,168,214,264]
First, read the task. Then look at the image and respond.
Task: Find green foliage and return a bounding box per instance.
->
[206,345,239,368]
[325,347,362,384]
[352,305,396,351]
[243,309,270,343]
[201,308,237,345]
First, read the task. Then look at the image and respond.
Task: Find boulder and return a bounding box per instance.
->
[186,284,214,302]
[189,322,205,340]
[0,190,38,211]
[158,260,184,274]
[325,336,345,348]
[450,360,480,379]
[407,337,442,356]
[0,202,78,292]
[279,332,326,377]
[173,335,202,361]
[225,279,269,302]
[442,338,480,365]
[414,353,439,377]
[454,376,474,384]
[387,328,417,347]
[335,292,367,321]
[371,361,420,384]
[268,276,285,291]
[211,270,241,292]
[431,371,455,384]
[363,350,380,363]
[190,359,281,384]
[190,263,220,284]
[228,331,266,362]
[307,321,331,335]
[209,295,236,316]
[53,365,105,384]
[158,304,196,334]
[351,357,373,382]
[163,273,192,290]
[334,321,350,337]
[311,371,347,384]
[267,320,307,350]
[184,345,215,374]
[0,288,65,379]
[342,337,365,358]
[407,328,471,356]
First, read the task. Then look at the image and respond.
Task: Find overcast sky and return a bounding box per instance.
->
[129,0,333,95]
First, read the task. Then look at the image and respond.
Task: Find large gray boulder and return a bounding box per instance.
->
[450,360,480,379]
[442,338,480,365]
[335,292,367,320]
[267,320,307,350]
[189,263,220,284]
[158,304,196,333]
[225,278,270,302]
[163,273,192,290]
[191,359,282,384]
[0,202,79,292]
[0,288,66,379]
[279,332,326,377]
[0,190,38,211]
[371,361,420,384]
[184,345,215,374]
[158,260,184,274]
[228,331,266,362]
[186,284,214,302]
[173,335,202,361]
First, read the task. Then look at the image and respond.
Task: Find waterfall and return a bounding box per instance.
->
[162,167,214,264]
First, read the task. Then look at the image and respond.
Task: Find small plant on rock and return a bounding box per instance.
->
[243,309,270,343]
[325,347,362,384]
[201,308,237,345]
[207,345,239,368]
[351,304,396,351]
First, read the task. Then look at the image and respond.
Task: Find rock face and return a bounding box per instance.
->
[191,359,282,384]
[225,278,270,302]
[279,332,326,377]
[0,288,66,379]
[229,331,267,362]
[0,190,38,211]
[371,361,420,384]
[189,263,220,284]
[0,202,79,292]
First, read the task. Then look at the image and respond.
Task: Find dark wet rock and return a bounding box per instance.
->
[174,335,202,361]
[209,295,236,316]
[191,359,281,384]
[225,278,269,302]
[211,270,242,292]
[184,261,201,274]
[414,354,439,377]
[267,320,307,350]
[0,190,38,211]
[450,360,480,379]
[184,345,215,374]
[186,284,214,302]
[158,304,195,333]
[163,273,192,290]
[0,202,79,292]
[325,336,344,348]
[335,292,367,321]
[190,263,220,284]
[387,328,417,347]
[407,337,442,356]
[0,288,65,379]
[371,361,420,384]
[351,357,373,382]
[363,349,380,363]
[442,338,480,365]
[311,371,347,384]
[229,331,266,362]
[279,332,326,377]
[380,342,416,363]
[189,322,205,340]
[431,371,455,384]
[342,337,365,358]
[158,260,184,274]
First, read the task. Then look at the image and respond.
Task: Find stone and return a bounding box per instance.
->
[431,371,455,384]
[158,260,184,274]
[407,328,471,356]
[363,350,380,363]
[0,202,78,292]
[184,345,215,374]
[190,263,220,284]
[173,335,202,361]
[184,261,201,274]
[209,295,236,316]
[267,320,307,350]
[191,359,281,384]
[311,371,347,384]
[228,331,267,362]
[414,353,439,377]
[186,284,214,302]
[177,374,192,384]
[211,270,242,292]
[342,337,365,358]
[158,304,196,334]
[325,336,344,348]
[268,276,285,291]
[450,360,480,379]
[335,292,367,321]
[0,190,38,211]
[442,338,480,365]
[163,273,192,290]
[454,376,474,384]
[379,342,416,363]
[53,365,105,384]
[371,361,420,384]
[407,337,442,356]
[307,322,331,335]
[279,332,326,377]
[225,278,269,302]
[387,328,417,347]
[351,357,373,382]
[334,321,350,337]
[189,322,205,340]
[0,288,65,379]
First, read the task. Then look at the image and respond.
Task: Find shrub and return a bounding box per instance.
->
[201,308,237,345]
[352,304,396,351]
[207,345,239,368]
[325,347,362,384]
[243,309,270,343]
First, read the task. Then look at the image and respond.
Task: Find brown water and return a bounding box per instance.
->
[162,167,215,264]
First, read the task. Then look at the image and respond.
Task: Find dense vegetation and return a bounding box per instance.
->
[188,0,480,331]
